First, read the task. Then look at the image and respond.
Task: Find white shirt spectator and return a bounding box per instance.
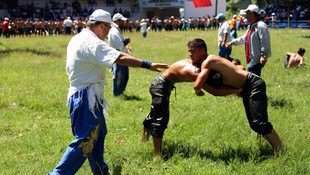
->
[218,20,231,44]
[64,17,73,27]
[108,24,128,53]
[141,21,147,33]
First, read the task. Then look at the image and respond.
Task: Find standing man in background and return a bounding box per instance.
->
[226,4,271,77]
[64,17,73,35]
[230,15,237,38]
[141,19,147,38]
[108,13,131,96]
[3,17,9,38]
[216,13,232,61]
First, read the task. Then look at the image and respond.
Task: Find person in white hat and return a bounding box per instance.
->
[226,4,271,77]
[47,9,168,175]
[215,13,232,61]
[140,19,148,37]
[108,13,131,96]
[271,12,277,28]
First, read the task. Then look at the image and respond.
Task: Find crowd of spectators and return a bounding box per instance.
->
[1,1,310,38]
[0,15,225,38]
[7,0,131,21]
[264,2,310,21]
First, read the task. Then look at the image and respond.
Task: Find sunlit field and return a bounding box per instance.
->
[0,28,309,174]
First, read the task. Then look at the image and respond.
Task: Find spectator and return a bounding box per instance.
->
[3,17,9,38]
[108,13,131,96]
[216,13,232,61]
[271,13,277,28]
[141,19,147,38]
[63,16,73,35]
[226,4,271,77]
[230,15,237,38]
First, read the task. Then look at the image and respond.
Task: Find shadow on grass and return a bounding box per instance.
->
[301,35,310,39]
[162,140,274,164]
[119,94,142,101]
[214,144,274,164]
[0,48,55,56]
[112,164,122,175]
[269,97,293,109]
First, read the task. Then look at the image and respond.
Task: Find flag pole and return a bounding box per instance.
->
[215,0,218,16]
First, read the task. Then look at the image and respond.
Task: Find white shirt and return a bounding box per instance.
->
[218,20,231,43]
[141,22,147,33]
[66,29,121,117]
[108,24,128,53]
[66,29,121,97]
[64,19,73,27]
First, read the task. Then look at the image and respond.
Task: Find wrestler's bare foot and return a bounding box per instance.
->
[153,136,162,161]
[265,129,284,154]
[141,127,151,143]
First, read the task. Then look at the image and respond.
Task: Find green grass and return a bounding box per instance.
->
[0,28,309,174]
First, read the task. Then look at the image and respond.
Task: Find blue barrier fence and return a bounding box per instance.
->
[268,20,310,29]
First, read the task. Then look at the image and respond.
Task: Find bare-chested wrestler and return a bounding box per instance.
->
[193,38,283,152]
[142,39,241,160]
[16,18,24,37]
[285,48,306,68]
[53,19,61,35]
[25,19,33,36]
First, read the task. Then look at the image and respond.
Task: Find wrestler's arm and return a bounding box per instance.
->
[193,66,210,96]
[300,56,304,65]
[202,84,242,96]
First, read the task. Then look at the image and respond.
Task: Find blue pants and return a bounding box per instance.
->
[48,88,108,175]
[218,42,232,61]
[142,32,147,38]
[246,61,265,77]
[230,29,237,39]
[112,63,129,96]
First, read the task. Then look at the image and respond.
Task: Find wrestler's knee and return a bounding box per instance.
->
[250,122,273,135]
[151,129,165,139]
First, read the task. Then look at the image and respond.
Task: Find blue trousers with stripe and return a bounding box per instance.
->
[48,88,108,174]
[112,63,129,96]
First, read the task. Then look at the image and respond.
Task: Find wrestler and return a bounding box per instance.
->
[194,39,283,152]
[142,39,241,160]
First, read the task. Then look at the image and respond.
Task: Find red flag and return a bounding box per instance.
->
[192,0,212,8]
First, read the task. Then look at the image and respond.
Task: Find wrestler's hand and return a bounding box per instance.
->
[149,63,169,72]
[195,89,205,96]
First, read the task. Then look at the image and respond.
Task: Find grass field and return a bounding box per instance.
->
[0,28,310,174]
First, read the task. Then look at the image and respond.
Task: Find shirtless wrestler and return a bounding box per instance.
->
[142,38,241,160]
[194,39,283,152]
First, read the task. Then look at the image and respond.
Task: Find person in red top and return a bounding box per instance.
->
[226,4,271,77]
[3,17,9,38]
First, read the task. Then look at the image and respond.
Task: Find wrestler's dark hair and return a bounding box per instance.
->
[298,47,306,55]
[232,59,241,65]
[188,38,207,53]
